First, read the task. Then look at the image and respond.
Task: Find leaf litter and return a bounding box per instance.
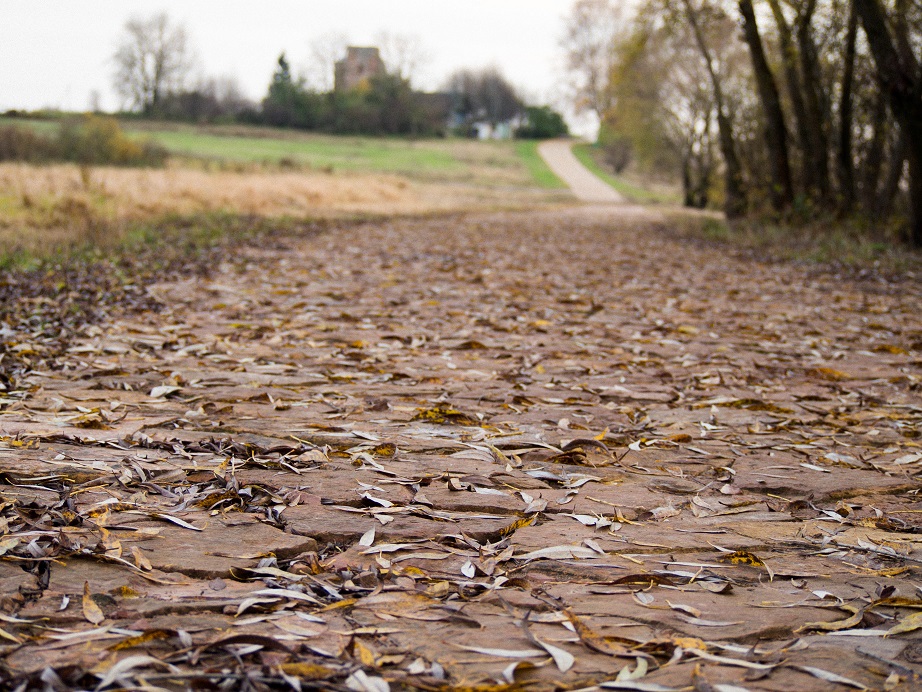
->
[0,208,921,688]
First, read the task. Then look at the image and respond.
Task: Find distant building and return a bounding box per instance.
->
[334,47,386,92]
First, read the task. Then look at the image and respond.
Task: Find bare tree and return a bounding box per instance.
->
[306,31,349,91]
[375,31,430,85]
[682,0,747,218]
[445,67,523,127]
[560,0,625,117]
[112,12,195,113]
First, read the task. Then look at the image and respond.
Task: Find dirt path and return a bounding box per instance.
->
[2,207,922,689]
[538,139,625,203]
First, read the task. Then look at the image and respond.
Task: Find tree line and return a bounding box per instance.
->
[564,0,922,244]
[112,13,567,139]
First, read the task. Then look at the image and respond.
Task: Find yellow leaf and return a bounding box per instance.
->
[425,581,451,598]
[354,640,378,667]
[721,551,765,567]
[888,611,922,636]
[412,402,477,426]
[671,636,707,651]
[870,597,922,610]
[109,629,172,650]
[82,581,105,625]
[873,344,908,355]
[0,626,21,644]
[498,515,536,538]
[797,605,863,633]
[279,663,336,680]
[320,598,357,611]
[810,367,849,381]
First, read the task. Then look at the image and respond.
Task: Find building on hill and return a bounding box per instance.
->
[334,47,386,92]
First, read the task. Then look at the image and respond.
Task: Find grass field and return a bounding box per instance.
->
[0,117,572,263]
[0,117,563,188]
[571,143,679,205]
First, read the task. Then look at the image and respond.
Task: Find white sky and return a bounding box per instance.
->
[1,1,585,115]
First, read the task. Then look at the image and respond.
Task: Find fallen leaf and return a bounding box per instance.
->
[793,665,868,690]
[454,644,546,658]
[797,605,863,633]
[886,611,922,636]
[82,581,104,625]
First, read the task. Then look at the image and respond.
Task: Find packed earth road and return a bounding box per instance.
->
[2,204,922,691]
[537,141,625,204]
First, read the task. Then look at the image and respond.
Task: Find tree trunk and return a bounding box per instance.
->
[739,0,794,211]
[796,0,832,204]
[682,151,694,208]
[877,127,908,218]
[766,0,816,198]
[861,92,889,210]
[837,1,858,212]
[683,0,746,218]
[854,0,922,245]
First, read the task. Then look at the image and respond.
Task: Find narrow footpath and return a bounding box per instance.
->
[538,139,625,203]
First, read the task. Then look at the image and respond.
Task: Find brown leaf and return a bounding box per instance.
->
[566,610,644,658]
[82,581,104,625]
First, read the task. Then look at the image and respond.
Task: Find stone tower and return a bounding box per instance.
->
[334,47,386,91]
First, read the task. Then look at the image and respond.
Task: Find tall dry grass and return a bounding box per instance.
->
[0,162,563,257]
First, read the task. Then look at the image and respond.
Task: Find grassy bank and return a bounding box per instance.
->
[515,140,566,189]
[571,143,679,204]
[663,210,922,276]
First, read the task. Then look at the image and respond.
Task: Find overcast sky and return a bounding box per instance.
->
[1,1,584,115]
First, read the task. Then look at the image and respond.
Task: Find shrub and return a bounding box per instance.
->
[0,126,57,162]
[516,106,569,139]
[57,115,166,167]
[0,116,166,167]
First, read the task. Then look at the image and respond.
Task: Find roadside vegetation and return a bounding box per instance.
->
[663,210,922,276]
[515,140,566,189]
[0,116,568,268]
[571,142,678,204]
[562,0,922,252]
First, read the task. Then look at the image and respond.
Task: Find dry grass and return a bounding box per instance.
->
[0,162,567,257]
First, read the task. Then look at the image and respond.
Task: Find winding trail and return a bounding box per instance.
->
[538,138,625,203]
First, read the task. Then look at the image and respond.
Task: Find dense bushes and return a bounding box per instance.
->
[0,116,166,167]
[0,126,57,162]
[516,106,569,139]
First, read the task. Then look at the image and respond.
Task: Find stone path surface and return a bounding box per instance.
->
[538,140,625,203]
[2,207,922,690]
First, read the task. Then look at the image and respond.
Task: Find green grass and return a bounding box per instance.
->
[0,116,60,135]
[515,140,566,189]
[136,126,461,176]
[571,143,678,204]
[1,115,570,190]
